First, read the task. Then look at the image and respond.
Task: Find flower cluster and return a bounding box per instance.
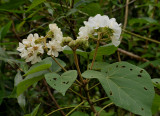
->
[77,14,121,47]
[17,24,63,64]
[17,14,121,64]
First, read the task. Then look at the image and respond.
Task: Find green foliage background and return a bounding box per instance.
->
[0,0,160,116]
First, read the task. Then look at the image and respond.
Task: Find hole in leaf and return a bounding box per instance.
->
[63,82,65,84]
[140,70,143,73]
[130,69,133,71]
[141,108,144,111]
[116,65,118,68]
[121,66,125,68]
[144,87,147,90]
[138,74,142,77]
[110,91,112,96]
[156,82,159,84]
[53,78,57,80]
[66,81,69,84]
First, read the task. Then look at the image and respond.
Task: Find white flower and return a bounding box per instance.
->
[25,43,44,64]
[77,14,121,47]
[46,40,62,57]
[49,24,63,43]
[77,26,93,39]
[17,33,44,64]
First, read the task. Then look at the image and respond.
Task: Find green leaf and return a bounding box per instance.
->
[0,21,12,40]
[152,79,160,89]
[70,111,89,116]
[89,44,117,59]
[45,57,66,72]
[45,70,77,96]
[24,103,41,116]
[27,0,46,12]
[14,71,26,110]
[24,59,52,76]
[17,70,48,96]
[82,62,154,116]
[88,62,108,71]
[63,46,88,59]
[78,3,103,16]
[151,94,160,115]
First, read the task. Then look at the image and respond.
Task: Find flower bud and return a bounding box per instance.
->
[68,40,76,48]
[61,37,73,47]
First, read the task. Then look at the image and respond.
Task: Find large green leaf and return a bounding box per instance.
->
[24,103,41,116]
[24,58,52,76]
[45,70,77,96]
[89,44,117,59]
[88,62,108,71]
[17,70,48,96]
[82,62,154,116]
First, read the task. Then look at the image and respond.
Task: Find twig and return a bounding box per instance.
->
[123,29,160,44]
[69,88,86,100]
[97,103,113,115]
[89,83,101,91]
[106,0,136,14]
[93,97,109,103]
[66,101,85,116]
[43,79,66,116]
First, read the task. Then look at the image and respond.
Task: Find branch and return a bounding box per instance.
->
[43,79,66,116]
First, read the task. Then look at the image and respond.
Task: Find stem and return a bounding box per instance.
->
[90,32,101,70]
[72,49,98,115]
[85,85,98,116]
[69,88,86,100]
[97,102,113,115]
[43,79,66,116]
[66,101,85,116]
[89,83,100,91]
[73,50,84,84]
[51,56,67,72]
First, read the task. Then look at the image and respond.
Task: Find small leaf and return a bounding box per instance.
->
[71,111,89,116]
[45,70,77,96]
[0,21,12,40]
[27,0,46,12]
[24,103,41,116]
[14,71,26,110]
[151,94,160,115]
[82,62,154,116]
[152,79,160,89]
[89,44,117,59]
[17,70,48,96]
[24,58,52,76]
